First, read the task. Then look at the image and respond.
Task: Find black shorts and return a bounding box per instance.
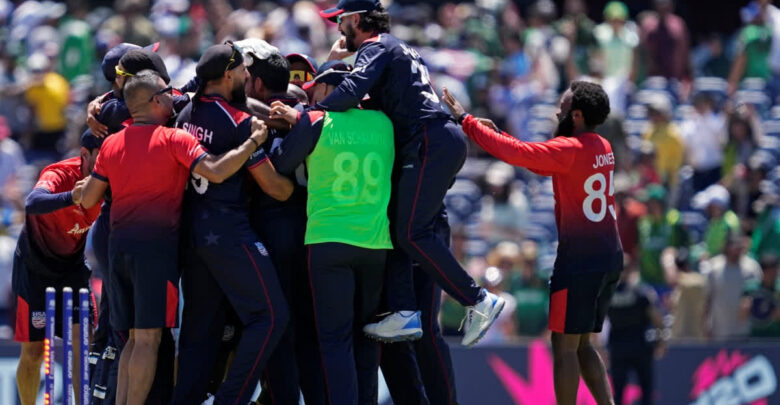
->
[108,239,179,330]
[12,253,95,342]
[548,270,621,334]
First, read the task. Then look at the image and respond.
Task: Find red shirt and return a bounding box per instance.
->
[92,125,207,241]
[27,157,101,259]
[462,115,623,274]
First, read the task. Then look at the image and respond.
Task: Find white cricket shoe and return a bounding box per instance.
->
[363,311,423,342]
[461,290,506,347]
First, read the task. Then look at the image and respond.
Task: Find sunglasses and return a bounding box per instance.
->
[290,70,314,83]
[224,41,241,72]
[148,85,173,102]
[115,65,133,78]
[337,10,365,24]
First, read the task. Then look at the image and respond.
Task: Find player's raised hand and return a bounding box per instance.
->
[71,177,88,205]
[269,101,299,126]
[442,87,466,119]
[250,117,268,146]
[328,37,353,61]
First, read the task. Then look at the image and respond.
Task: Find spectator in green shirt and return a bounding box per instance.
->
[694,184,741,257]
[750,167,780,258]
[743,255,780,338]
[728,1,772,93]
[638,185,687,296]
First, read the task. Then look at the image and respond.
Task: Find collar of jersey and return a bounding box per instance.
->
[200,93,228,102]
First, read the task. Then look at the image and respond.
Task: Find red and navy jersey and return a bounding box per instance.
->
[24,157,101,262]
[175,94,268,246]
[316,34,450,145]
[92,125,207,242]
[462,115,623,274]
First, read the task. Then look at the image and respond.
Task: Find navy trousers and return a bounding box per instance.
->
[173,240,289,405]
[382,210,459,405]
[386,119,483,312]
[308,243,387,405]
[252,206,324,405]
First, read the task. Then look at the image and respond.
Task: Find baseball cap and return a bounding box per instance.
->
[80,130,104,151]
[302,60,350,90]
[320,0,381,22]
[102,43,141,82]
[196,43,245,82]
[603,1,628,21]
[119,49,171,84]
[286,53,318,74]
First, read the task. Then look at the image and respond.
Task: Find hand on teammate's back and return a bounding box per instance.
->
[328,37,354,61]
[250,117,269,145]
[442,87,501,133]
[441,87,465,119]
[269,101,299,126]
[86,97,108,137]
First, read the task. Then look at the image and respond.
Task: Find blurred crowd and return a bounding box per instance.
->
[0,0,778,344]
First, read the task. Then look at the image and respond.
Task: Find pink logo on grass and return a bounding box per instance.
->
[488,340,642,405]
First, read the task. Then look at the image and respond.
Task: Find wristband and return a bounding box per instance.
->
[457,113,470,125]
[249,137,260,148]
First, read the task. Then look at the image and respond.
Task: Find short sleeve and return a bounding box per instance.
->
[34,168,66,192]
[91,145,110,182]
[166,128,208,172]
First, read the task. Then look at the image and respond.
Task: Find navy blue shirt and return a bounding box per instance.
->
[270,111,323,175]
[175,94,268,247]
[248,95,307,212]
[316,33,450,146]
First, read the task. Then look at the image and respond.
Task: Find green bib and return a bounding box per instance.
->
[305,110,395,249]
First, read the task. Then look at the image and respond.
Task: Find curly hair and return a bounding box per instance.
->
[357,5,391,34]
[570,81,610,128]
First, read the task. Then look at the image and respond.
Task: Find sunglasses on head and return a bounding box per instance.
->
[337,10,366,24]
[115,65,133,78]
[224,40,242,72]
[290,70,314,83]
[148,85,173,102]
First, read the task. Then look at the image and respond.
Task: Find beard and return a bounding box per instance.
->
[344,24,359,52]
[555,111,574,137]
[231,80,247,104]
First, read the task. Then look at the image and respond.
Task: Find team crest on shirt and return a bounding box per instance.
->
[32,312,46,329]
[254,242,268,257]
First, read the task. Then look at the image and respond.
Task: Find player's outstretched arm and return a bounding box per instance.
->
[78,176,108,209]
[193,117,268,183]
[442,87,575,174]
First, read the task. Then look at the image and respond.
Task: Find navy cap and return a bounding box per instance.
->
[80,130,104,151]
[119,49,171,84]
[320,0,380,22]
[102,43,141,82]
[302,60,350,90]
[196,43,245,83]
[286,53,318,74]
